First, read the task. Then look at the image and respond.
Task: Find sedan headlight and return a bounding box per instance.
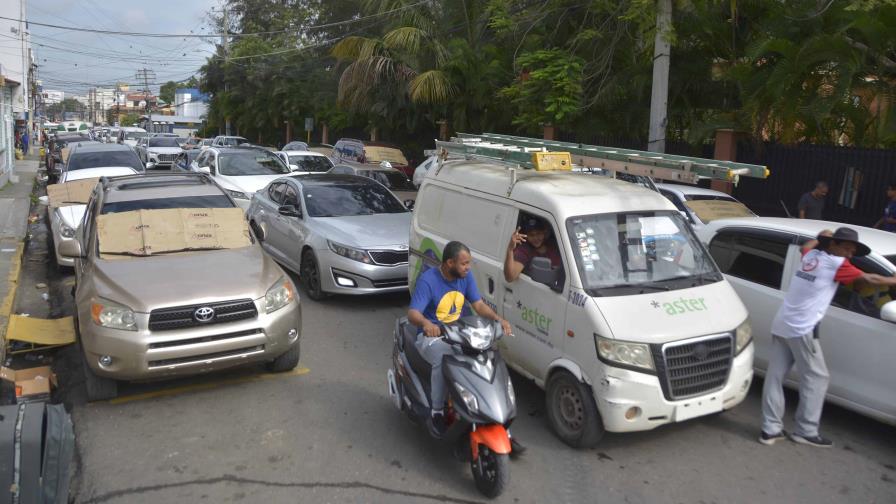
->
[735,319,752,354]
[454,383,479,413]
[91,299,137,331]
[226,189,249,200]
[59,222,75,239]
[265,277,295,314]
[595,335,655,371]
[328,241,372,264]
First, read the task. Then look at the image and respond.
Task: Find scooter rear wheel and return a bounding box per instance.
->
[471,445,509,499]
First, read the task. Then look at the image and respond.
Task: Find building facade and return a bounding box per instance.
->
[0,0,34,185]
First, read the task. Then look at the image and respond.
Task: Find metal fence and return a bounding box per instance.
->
[733,142,896,227]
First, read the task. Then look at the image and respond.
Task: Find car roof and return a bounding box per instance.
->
[430,159,675,219]
[655,183,737,198]
[103,174,226,204]
[703,217,896,256]
[290,174,377,186]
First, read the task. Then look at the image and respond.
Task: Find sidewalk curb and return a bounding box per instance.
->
[0,242,25,361]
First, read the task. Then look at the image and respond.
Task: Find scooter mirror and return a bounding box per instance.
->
[493,320,504,340]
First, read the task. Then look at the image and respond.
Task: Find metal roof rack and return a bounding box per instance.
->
[435,132,769,185]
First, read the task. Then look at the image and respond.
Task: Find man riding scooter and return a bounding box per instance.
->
[408,241,525,454]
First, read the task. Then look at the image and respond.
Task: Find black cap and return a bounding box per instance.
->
[521,217,548,232]
[818,227,871,257]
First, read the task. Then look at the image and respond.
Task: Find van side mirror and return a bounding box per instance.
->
[882,300,896,323]
[59,239,84,259]
[529,256,562,292]
[278,205,302,218]
[403,199,415,210]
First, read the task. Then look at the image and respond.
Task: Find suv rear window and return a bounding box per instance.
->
[101,195,234,214]
[67,151,144,172]
[148,137,180,147]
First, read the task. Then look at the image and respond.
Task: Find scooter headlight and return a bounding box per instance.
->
[461,326,493,350]
[453,383,479,413]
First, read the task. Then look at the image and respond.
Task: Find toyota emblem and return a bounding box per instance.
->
[194,306,215,323]
[692,343,709,361]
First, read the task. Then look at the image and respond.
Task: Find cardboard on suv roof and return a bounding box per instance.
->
[97,207,250,257]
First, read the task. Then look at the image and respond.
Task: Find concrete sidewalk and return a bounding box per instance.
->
[0,159,40,349]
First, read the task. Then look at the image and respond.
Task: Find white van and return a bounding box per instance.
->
[117,127,147,147]
[411,150,755,447]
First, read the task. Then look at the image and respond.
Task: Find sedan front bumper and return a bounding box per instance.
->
[317,248,408,295]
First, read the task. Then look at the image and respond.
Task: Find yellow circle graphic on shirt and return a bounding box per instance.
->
[436,291,465,323]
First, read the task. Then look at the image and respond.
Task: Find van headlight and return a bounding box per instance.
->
[328,241,372,264]
[454,383,479,413]
[91,299,137,331]
[595,335,655,371]
[735,319,752,354]
[265,277,295,314]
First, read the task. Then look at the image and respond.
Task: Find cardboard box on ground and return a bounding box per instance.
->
[97,207,251,257]
[0,366,56,403]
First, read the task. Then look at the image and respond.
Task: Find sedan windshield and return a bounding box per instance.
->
[125,132,147,140]
[67,151,144,172]
[684,197,755,223]
[218,151,290,176]
[302,182,408,217]
[289,155,332,173]
[567,211,720,296]
[148,137,180,147]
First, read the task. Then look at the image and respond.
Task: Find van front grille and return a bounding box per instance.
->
[654,334,733,400]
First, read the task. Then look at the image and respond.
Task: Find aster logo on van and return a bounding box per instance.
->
[652,297,708,316]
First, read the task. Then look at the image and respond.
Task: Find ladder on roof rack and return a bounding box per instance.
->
[435,133,769,185]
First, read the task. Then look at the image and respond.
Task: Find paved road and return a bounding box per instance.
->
[14,211,895,504]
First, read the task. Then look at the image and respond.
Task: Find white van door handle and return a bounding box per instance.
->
[505,286,513,295]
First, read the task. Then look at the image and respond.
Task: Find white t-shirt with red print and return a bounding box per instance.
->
[771,248,864,339]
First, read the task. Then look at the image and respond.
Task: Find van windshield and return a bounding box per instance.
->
[566,211,721,296]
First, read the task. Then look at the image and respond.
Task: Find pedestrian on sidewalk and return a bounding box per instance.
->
[22,130,29,155]
[798,181,828,219]
[873,182,896,233]
[759,228,896,448]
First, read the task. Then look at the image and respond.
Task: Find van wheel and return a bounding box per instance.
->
[546,371,603,448]
[300,250,328,300]
[266,344,300,372]
[79,345,118,402]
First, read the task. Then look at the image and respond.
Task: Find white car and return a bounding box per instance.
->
[697,217,896,425]
[656,183,756,229]
[211,135,250,147]
[117,127,147,148]
[47,166,141,267]
[274,150,334,174]
[135,136,183,169]
[189,146,292,210]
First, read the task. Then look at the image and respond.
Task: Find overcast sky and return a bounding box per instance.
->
[26,0,219,96]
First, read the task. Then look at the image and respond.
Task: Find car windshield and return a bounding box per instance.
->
[567,211,721,296]
[288,155,332,173]
[148,137,180,147]
[101,195,234,214]
[125,131,147,140]
[67,151,144,172]
[302,182,408,217]
[222,137,248,146]
[359,170,415,191]
[218,151,290,176]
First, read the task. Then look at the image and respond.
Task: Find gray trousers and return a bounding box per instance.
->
[416,336,453,410]
[761,333,830,438]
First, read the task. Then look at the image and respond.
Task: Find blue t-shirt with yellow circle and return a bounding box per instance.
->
[410,267,481,325]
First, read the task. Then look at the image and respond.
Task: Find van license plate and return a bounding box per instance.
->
[674,394,722,422]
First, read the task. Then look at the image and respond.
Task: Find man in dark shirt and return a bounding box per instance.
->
[504,217,562,282]
[873,183,896,233]
[798,181,828,219]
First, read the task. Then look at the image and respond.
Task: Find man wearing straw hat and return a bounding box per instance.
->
[760,227,896,448]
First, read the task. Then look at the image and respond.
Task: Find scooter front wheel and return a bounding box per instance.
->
[471,445,509,499]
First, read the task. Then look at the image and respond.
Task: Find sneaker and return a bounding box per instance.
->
[758,430,788,446]
[428,411,446,438]
[790,433,833,448]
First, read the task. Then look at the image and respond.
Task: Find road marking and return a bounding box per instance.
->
[107,366,310,405]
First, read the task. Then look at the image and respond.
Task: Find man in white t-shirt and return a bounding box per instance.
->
[760,228,896,448]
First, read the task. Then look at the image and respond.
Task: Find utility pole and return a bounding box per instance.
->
[647,0,671,153]
[222,5,231,136]
[136,68,156,129]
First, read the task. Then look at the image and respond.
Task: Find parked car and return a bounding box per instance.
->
[46,133,93,183]
[187,146,292,210]
[107,128,120,143]
[328,162,417,204]
[46,166,141,267]
[135,136,183,169]
[59,143,144,183]
[332,138,412,177]
[199,138,214,150]
[696,217,896,425]
[274,150,334,174]
[173,149,201,172]
[307,143,334,156]
[181,137,203,150]
[246,174,412,299]
[657,183,756,229]
[117,127,148,147]
[412,154,438,188]
[282,141,309,151]
[211,135,250,147]
[59,173,302,401]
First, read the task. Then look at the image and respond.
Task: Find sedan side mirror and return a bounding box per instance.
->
[59,239,84,259]
[882,300,896,323]
[278,204,302,218]
[403,199,415,211]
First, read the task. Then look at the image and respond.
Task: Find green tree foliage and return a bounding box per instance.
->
[499,49,584,132]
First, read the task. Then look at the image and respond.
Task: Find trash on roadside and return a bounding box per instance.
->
[5,316,76,356]
[0,366,56,403]
[41,293,49,301]
[28,215,39,223]
[35,283,47,289]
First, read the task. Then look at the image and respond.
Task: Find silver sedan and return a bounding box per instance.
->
[246,174,413,299]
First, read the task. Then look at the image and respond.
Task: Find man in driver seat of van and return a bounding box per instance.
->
[408,241,525,454]
[760,227,896,448]
[504,217,562,283]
